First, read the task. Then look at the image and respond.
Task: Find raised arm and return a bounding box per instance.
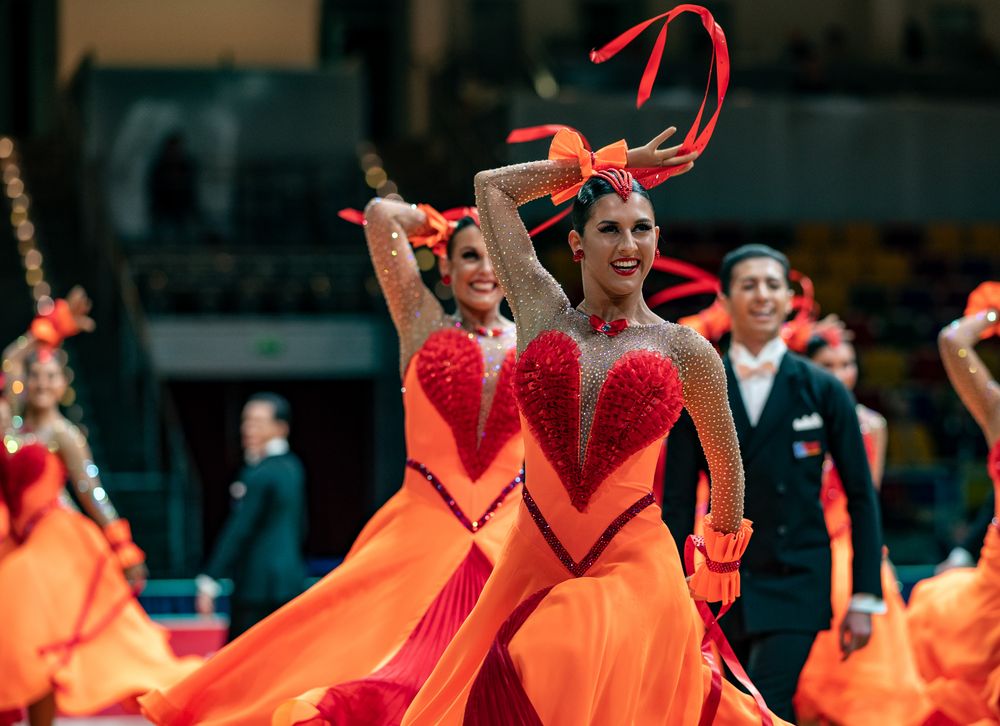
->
[473,159,578,345]
[674,327,744,534]
[2,334,33,410]
[363,199,446,374]
[938,309,1000,445]
[51,419,148,588]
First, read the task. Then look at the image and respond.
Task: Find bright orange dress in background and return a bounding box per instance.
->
[906,439,1000,726]
[403,328,785,725]
[0,442,200,718]
[794,427,929,724]
[140,328,524,726]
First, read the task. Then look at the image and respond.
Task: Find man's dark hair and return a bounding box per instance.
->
[718,244,791,295]
[248,392,291,426]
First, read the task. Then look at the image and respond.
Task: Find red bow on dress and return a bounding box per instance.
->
[589,315,628,337]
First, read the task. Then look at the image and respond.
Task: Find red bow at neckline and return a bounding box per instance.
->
[589,315,628,337]
[475,327,506,338]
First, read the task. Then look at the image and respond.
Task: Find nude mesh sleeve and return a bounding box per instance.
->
[363,200,446,375]
[473,160,580,349]
[53,420,119,527]
[674,327,745,534]
[939,312,1000,444]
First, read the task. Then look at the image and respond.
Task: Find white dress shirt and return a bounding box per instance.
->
[730,337,788,426]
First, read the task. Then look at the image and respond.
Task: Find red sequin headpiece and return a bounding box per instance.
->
[594,168,634,202]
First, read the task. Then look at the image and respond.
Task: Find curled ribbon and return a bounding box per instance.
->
[590,3,729,189]
[506,4,729,237]
[338,204,480,259]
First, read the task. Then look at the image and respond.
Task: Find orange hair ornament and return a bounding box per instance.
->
[338,204,480,259]
[965,281,1000,340]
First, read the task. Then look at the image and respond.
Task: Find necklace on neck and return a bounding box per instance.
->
[452,316,506,339]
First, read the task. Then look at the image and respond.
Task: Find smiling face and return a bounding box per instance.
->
[438,224,504,316]
[569,193,659,300]
[721,256,793,349]
[811,341,858,391]
[26,356,68,412]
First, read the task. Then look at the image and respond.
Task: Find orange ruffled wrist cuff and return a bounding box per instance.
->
[687,515,753,605]
[103,518,146,570]
[29,299,80,347]
[964,281,1000,340]
[547,128,628,205]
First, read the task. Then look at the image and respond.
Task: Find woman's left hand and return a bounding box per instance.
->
[626,126,700,173]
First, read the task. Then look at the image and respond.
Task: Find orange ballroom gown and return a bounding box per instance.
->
[906,439,1000,726]
[140,327,525,726]
[0,441,200,719]
[402,325,786,725]
[794,422,929,724]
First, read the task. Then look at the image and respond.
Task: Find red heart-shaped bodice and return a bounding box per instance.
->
[0,441,51,520]
[416,328,519,482]
[514,330,684,511]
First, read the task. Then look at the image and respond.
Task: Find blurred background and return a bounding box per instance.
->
[0,0,998,597]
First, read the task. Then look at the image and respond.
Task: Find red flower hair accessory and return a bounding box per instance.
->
[965,281,1000,340]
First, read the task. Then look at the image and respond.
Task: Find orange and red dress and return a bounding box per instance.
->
[906,439,1000,726]
[794,419,929,724]
[140,327,524,726]
[0,441,200,719]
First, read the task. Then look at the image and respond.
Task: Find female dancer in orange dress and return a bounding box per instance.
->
[793,329,929,725]
[0,288,200,726]
[140,201,526,726]
[402,123,791,725]
[906,282,1000,726]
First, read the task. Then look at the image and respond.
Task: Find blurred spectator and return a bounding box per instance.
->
[195,393,307,641]
[149,133,200,244]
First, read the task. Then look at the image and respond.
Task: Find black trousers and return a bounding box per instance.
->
[720,604,818,723]
[226,598,287,642]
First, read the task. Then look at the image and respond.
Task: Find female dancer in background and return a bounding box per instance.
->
[403,125,787,724]
[141,201,526,726]
[0,287,200,726]
[906,282,1000,726]
[794,328,929,725]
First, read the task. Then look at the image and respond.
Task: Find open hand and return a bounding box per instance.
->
[626,127,700,174]
[66,286,96,333]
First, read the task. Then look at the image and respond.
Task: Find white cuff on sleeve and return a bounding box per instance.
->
[848,593,887,615]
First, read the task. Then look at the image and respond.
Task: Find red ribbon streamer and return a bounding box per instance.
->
[590,3,729,191]
[684,534,774,726]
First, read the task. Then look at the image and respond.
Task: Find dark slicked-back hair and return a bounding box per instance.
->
[571,175,653,234]
[719,244,791,295]
[247,392,291,426]
[446,216,480,259]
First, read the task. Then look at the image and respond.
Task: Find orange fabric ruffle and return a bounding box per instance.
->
[410,204,453,259]
[688,515,752,605]
[29,299,79,347]
[547,128,628,205]
[103,519,146,570]
[678,299,731,344]
[965,281,1000,339]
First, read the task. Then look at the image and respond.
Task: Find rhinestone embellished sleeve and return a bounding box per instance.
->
[51,419,119,526]
[672,326,745,534]
[363,199,447,375]
[473,160,580,350]
[939,312,1000,444]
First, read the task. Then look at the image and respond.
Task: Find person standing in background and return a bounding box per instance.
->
[196,393,306,641]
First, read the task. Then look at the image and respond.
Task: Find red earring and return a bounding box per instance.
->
[441,274,451,285]
[654,248,661,259]
[572,249,584,262]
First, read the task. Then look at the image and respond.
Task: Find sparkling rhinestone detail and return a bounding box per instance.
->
[407,459,523,533]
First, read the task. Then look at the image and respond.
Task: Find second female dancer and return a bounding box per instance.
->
[140,200,526,726]
[403,127,787,724]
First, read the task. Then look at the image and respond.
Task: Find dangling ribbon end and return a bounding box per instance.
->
[589,48,607,64]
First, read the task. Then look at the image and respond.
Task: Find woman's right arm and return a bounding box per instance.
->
[938,310,1000,445]
[473,160,579,344]
[363,199,445,373]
